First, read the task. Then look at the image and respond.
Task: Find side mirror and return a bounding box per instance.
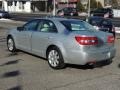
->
[17,27,24,31]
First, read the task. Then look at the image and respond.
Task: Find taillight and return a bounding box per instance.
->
[75,36,98,45]
[107,35,115,43]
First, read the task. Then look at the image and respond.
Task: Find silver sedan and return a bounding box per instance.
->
[7,17,116,69]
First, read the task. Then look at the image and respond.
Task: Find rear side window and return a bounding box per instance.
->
[37,20,57,33]
[61,20,96,31]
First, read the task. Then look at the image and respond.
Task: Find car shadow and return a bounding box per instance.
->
[66,64,94,70]
[0,38,6,42]
[5,51,112,70]
[118,64,120,68]
[2,70,20,78]
[2,70,22,90]
[66,60,112,70]
[0,59,21,66]
[6,52,18,57]
[8,85,22,90]
[7,50,47,61]
[93,60,112,68]
[19,50,47,61]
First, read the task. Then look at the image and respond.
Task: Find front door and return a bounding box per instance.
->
[16,20,39,52]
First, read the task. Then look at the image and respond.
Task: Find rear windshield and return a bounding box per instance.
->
[61,20,96,31]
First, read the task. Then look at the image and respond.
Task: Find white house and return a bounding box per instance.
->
[2,0,48,13]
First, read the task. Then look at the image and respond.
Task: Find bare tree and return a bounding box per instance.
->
[111,0,118,8]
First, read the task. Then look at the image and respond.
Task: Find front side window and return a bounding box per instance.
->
[23,20,39,31]
[61,20,96,31]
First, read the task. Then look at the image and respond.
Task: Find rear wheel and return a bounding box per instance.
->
[47,47,65,69]
[7,37,16,52]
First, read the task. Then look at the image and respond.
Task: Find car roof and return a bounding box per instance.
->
[48,18,83,22]
[35,16,83,22]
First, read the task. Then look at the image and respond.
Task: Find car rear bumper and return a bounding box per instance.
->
[65,47,116,65]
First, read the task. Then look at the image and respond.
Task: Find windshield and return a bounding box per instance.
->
[61,20,96,31]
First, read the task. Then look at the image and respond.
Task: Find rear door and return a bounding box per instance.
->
[32,20,58,57]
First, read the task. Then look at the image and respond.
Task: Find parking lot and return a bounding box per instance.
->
[0,19,120,90]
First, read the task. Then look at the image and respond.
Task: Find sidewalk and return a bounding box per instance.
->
[10,12,51,17]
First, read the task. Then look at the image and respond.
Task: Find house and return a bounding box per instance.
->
[2,0,48,13]
[96,0,104,7]
[0,0,2,10]
[80,0,88,9]
[56,0,78,9]
[81,0,105,8]
[0,0,106,13]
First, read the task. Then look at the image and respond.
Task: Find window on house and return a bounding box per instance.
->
[19,1,26,9]
[15,1,17,6]
[8,1,12,6]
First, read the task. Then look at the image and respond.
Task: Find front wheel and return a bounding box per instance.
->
[7,37,16,52]
[47,47,65,69]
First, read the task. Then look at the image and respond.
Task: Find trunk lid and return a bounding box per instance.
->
[70,30,114,51]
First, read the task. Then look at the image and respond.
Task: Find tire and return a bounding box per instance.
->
[47,47,65,69]
[7,37,16,52]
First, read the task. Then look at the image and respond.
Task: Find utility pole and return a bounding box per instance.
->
[67,0,69,7]
[53,0,56,16]
[2,0,4,10]
[88,0,90,17]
